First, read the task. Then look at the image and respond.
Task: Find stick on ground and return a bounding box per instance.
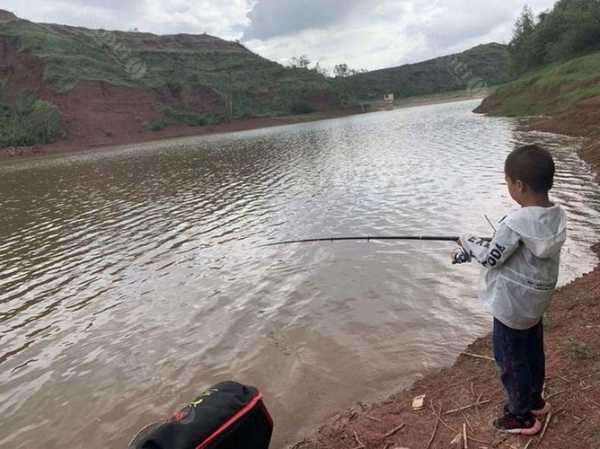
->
[445,400,491,415]
[383,423,406,438]
[538,411,553,444]
[352,430,365,449]
[426,403,441,449]
[461,352,495,361]
[365,415,382,423]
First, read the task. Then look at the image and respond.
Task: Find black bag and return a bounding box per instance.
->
[129,381,273,449]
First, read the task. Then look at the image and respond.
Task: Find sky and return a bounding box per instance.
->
[2,0,558,71]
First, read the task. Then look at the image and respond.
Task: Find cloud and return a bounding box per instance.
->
[244,0,558,70]
[2,0,251,37]
[243,0,362,40]
[142,0,250,37]
[2,0,559,70]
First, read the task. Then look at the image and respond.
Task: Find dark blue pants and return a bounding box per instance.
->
[493,318,545,419]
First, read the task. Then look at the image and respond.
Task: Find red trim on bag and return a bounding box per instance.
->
[195,392,265,449]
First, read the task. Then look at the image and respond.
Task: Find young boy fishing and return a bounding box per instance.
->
[453,144,567,435]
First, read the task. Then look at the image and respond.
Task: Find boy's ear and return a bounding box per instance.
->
[516,179,526,193]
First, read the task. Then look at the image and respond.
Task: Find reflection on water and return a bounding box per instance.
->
[1,100,600,448]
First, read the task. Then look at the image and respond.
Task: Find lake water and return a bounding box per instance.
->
[2,100,600,449]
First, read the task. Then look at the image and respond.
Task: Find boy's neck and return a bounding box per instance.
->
[519,193,553,208]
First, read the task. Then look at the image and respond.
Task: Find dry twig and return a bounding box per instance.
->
[461,412,474,433]
[538,411,553,444]
[383,423,405,438]
[461,352,495,362]
[546,389,568,400]
[426,403,441,449]
[467,435,491,445]
[445,400,491,415]
[462,423,468,449]
[352,430,365,449]
[365,415,382,423]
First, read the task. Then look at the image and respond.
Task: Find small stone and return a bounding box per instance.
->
[411,394,426,410]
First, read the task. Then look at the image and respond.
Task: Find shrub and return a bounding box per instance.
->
[145,118,169,132]
[29,100,63,143]
[0,96,63,147]
[289,100,316,115]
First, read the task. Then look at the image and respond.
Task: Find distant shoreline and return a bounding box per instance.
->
[0,93,484,163]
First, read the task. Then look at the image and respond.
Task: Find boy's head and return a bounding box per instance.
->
[504,144,555,205]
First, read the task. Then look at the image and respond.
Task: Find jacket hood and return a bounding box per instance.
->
[504,205,567,258]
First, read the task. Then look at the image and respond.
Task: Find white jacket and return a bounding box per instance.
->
[461,205,567,330]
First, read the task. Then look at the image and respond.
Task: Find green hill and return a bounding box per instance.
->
[475,50,600,117]
[336,43,511,102]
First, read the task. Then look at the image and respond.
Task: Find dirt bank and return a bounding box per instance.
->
[289,101,600,449]
[527,97,600,178]
[0,94,483,162]
[0,108,363,161]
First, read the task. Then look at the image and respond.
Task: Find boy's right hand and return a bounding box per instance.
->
[452,247,472,264]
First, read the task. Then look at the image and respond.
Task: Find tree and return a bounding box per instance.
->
[333,63,350,78]
[289,55,311,69]
[508,0,600,74]
[508,5,538,73]
[312,62,330,77]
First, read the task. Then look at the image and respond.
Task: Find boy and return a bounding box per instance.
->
[453,144,567,435]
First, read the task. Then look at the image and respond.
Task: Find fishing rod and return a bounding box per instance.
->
[262,235,492,247]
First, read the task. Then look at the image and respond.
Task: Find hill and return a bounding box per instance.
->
[0,9,341,146]
[0,10,511,150]
[337,43,511,101]
[475,51,600,119]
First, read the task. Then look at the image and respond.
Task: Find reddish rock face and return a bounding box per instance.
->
[0,9,18,23]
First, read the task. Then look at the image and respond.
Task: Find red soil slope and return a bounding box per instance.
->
[0,35,234,148]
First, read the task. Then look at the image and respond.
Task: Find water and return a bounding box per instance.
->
[1,100,600,448]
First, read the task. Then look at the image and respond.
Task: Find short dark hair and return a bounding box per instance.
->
[504,144,555,193]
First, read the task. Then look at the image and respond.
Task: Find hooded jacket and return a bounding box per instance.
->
[461,205,567,330]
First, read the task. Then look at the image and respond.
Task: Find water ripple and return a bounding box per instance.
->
[1,100,600,448]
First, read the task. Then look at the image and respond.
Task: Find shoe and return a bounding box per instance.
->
[532,398,551,417]
[493,414,542,435]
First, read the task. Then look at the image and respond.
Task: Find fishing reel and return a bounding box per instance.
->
[452,247,472,264]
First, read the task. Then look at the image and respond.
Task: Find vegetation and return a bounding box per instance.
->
[476,51,600,116]
[478,0,600,117]
[288,100,316,115]
[509,0,600,75]
[331,43,511,102]
[566,337,597,361]
[0,92,63,147]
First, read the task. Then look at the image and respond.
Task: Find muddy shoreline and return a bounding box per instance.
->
[0,94,484,163]
[288,108,600,448]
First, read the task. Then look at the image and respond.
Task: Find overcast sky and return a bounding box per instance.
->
[2,0,557,71]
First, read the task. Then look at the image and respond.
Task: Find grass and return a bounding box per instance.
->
[479,51,600,116]
[0,94,63,147]
[566,337,597,361]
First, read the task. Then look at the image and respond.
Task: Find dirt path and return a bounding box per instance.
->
[289,103,600,449]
